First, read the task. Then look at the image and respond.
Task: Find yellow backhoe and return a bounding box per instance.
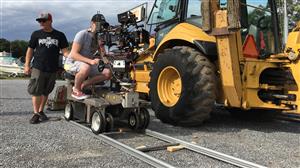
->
[131,0,300,126]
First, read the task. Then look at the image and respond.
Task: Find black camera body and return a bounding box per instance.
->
[117,11,137,25]
[93,12,150,85]
[96,11,149,50]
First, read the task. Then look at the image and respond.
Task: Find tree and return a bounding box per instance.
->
[0,38,10,52]
[247,4,272,27]
[10,40,28,58]
[287,0,300,29]
[0,39,28,58]
[277,0,300,30]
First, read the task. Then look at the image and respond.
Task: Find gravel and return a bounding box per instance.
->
[147,111,300,168]
[1,79,300,168]
[0,80,149,168]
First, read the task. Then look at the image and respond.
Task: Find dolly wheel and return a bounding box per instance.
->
[64,103,73,121]
[128,112,140,130]
[91,111,106,134]
[105,113,114,132]
[139,108,150,129]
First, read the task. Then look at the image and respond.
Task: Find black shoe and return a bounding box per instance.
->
[30,113,40,124]
[82,88,92,95]
[39,111,49,121]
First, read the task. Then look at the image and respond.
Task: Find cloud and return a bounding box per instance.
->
[2,0,154,41]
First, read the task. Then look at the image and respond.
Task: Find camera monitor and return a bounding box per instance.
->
[117,3,147,24]
[130,3,147,23]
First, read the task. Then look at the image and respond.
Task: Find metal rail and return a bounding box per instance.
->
[69,121,175,168]
[67,120,267,168]
[145,130,267,168]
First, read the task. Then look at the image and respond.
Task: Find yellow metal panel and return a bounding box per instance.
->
[153,23,216,58]
[135,82,149,93]
[240,60,292,110]
[131,70,150,82]
[242,60,276,89]
[286,30,300,57]
[131,52,153,94]
[214,10,242,107]
[130,70,150,94]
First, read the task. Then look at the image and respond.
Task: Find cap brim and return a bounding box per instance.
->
[36,18,47,21]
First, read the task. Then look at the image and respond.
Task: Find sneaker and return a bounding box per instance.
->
[71,88,90,100]
[30,113,40,124]
[39,111,49,121]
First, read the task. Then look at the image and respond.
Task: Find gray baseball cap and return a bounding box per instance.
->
[36,12,52,22]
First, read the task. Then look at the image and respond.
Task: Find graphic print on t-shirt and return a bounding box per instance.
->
[38,37,58,48]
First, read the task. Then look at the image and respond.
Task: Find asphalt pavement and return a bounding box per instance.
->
[0,79,299,168]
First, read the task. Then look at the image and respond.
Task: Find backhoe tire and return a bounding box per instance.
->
[149,46,216,126]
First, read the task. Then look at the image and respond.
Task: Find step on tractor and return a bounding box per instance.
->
[130,0,300,126]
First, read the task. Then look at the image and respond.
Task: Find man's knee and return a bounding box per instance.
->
[102,68,112,80]
[78,62,91,75]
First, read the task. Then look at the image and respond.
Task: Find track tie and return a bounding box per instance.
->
[136,143,180,152]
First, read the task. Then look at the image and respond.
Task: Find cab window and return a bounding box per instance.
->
[187,0,201,18]
[148,0,179,25]
[186,0,202,26]
[242,0,275,54]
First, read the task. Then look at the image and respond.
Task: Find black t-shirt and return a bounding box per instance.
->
[28,29,68,72]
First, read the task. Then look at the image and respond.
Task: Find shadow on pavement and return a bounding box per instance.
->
[0,111,63,117]
[148,109,300,137]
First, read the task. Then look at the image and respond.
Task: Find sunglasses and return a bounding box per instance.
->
[38,19,47,23]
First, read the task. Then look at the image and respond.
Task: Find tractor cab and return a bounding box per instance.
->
[147,0,281,59]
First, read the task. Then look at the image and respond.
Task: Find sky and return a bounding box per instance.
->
[1,0,154,41]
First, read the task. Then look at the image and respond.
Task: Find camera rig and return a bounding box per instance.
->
[95,11,150,89]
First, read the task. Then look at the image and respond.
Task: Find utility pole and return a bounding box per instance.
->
[283,0,288,45]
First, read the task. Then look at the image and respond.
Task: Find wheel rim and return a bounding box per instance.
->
[105,113,114,131]
[64,104,71,119]
[91,112,101,131]
[157,66,182,107]
[129,114,136,127]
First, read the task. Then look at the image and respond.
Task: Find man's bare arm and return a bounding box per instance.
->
[70,42,97,65]
[24,47,33,75]
[61,48,69,57]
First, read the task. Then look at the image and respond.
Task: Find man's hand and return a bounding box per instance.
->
[89,58,100,65]
[103,57,110,64]
[24,65,31,75]
[61,48,69,57]
[25,47,33,75]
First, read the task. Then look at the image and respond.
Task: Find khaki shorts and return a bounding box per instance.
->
[27,68,57,96]
[64,60,100,77]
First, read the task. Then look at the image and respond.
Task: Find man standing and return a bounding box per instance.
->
[25,12,69,124]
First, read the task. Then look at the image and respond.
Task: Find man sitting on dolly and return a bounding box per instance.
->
[65,14,111,100]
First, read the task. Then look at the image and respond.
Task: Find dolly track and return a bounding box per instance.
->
[67,120,267,168]
[68,120,174,168]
